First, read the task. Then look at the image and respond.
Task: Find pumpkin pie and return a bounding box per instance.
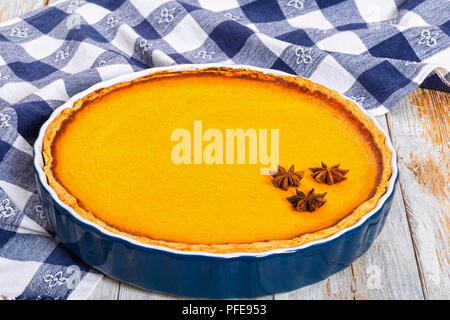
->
[42,67,392,253]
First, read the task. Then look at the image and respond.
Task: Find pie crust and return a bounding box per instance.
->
[42,67,392,253]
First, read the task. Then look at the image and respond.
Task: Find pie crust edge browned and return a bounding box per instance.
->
[41,67,392,254]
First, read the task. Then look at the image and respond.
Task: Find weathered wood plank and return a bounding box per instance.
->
[118,282,273,300]
[349,115,424,300]
[386,88,449,300]
[87,277,120,300]
[0,0,47,23]
[275,268,355,300]
[46,0,65,5]
[118,282,188,300]
[350,180,424,299]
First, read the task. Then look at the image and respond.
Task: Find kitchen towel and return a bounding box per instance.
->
[0,0,448,299]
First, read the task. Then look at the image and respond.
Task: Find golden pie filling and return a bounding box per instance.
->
[42,68,391,253]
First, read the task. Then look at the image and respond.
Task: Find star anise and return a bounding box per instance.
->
[287,188,327,212]
[271,165,304,190]
[309,162,349,185]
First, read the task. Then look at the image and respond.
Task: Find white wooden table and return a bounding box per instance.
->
[2,0,448,300]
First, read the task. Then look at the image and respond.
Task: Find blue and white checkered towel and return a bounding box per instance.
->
[0,0,448,300]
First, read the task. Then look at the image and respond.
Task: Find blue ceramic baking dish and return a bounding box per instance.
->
[33,64,398,298]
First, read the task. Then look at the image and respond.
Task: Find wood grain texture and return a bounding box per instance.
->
[349,116,424,300]
[275,268,355,300]
[118,283,194,300]
[46,0,65,5]
[87,276,120,300]
[387,88,449,300]
[350,183,424,299]
[118,282,274,300]
[0,0,48,22]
